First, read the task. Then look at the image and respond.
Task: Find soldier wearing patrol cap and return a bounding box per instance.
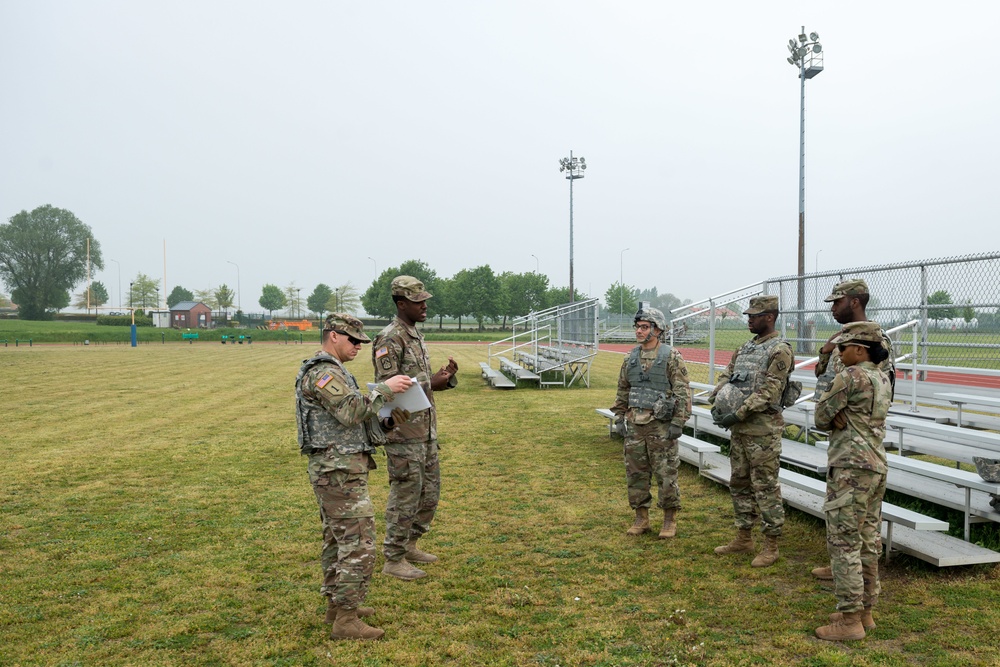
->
[709,295,795,567]
[372,276,458,581]
[295,313,414,641]
[610,306,692,539]
[813,320,892,642]
[809,278,895,583]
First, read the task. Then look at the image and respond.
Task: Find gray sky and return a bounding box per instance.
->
[2,1,998,313]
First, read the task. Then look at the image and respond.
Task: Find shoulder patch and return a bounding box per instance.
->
[316,373,334,389]
[375,346,389,359]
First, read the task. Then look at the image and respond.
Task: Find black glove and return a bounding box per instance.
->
[714,412,740,429]
[666,423,683,440]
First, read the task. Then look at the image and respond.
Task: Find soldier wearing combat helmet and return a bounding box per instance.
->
[813,320,892,641]
[295,313,414,641]
[710,295,795,567]
[610,306,692,539]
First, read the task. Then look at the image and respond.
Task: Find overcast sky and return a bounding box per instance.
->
[2,1,997,313]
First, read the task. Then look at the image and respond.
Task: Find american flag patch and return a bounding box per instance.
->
[375,346,389,359]
[316,373,333,389]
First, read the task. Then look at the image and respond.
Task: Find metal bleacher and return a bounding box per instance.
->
[484,298,600,389]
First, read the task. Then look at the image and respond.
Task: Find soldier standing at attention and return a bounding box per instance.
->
[373,276,458,581]
[295,314,413,641]
[812,321,892,641]
[810,278,895,582]
[710,295,794,567]
[610,307,692,538]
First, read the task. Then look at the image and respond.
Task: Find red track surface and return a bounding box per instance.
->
[599,344,1000,389]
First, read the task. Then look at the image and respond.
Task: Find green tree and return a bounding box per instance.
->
[307,283,333,318]
[129,273,160,310]
[499,271,549,328]
[604,281,638,321]
[962,300,975,324]
[215,284,235,314]
[325,283,361,315]
[259,284,286,318]
[194,288,219,310]
[0,292,11,308]
[283,283,303,318]
[0,205,103,320]
[543,286,586,309]
[362,259,439,319]
[167,285,194,308]
[927,290,957,321]
[72,281,109,314]
[451,265,501,331]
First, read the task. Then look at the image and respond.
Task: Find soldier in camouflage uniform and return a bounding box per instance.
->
[710,295,794,568]
[296,313,414,641]
[810,278,895,582]
[611,307,692,538]
[373,276,458,581]
[813,321,892,642]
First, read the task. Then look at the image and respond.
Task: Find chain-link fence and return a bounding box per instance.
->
[671,252,1000,374]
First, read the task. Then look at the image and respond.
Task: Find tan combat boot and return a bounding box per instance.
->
[382,557,427,580]
[658,508,677,539]
[811,565,834,580]
[325,599,374,623]
[626,507,650,536]
[815,610,866,641]
[829,607,875,630]
[713,528,754,555]
[751,534,780,567]
[329,608,385,641]
[405,538,439,563]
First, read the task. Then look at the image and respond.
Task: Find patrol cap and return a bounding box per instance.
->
[743,295,779,315]
[824,278,869,302]
[324,313,371,343]
[391,275,432,302]
[834,320,883,345]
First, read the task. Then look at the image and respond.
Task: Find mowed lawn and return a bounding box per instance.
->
[1,342,998,666]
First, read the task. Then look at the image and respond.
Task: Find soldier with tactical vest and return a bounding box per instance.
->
[610,307,692,538]
[710,295,795,567]
[810,278,895,583]
[295,313,414,641]
[812,321,892,642]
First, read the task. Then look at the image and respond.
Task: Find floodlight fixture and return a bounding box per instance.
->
[809,32,819,41]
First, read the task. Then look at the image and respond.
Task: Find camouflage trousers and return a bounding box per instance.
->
[825,467,885,613]
[623,420,680,511]
[383,439,440,561]
[312,470,377,610]
[728,429,785,536]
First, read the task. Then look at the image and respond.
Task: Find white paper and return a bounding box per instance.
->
[368,377,431,418]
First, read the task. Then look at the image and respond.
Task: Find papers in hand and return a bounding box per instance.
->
[368,377,431,418]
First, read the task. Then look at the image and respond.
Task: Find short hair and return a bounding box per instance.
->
[856,293,870,308]
[392,295,406,306]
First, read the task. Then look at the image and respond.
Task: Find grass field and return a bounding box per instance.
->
[2,342,999,666]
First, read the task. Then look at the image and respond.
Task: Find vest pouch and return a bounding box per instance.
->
[781,380,803,408]
[652,394,677,421]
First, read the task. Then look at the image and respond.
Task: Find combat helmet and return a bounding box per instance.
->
[634,307,667,332]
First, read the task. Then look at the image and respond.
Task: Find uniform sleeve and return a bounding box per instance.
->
[735,342,792,420]
[372,334,404,383]
[309,366,391,427]
[611,357,630,417]
[668,349,692,426]
[814,369,851,431]
[815,350,831,377]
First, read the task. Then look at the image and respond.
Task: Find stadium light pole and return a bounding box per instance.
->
[109,258,121,308]
[787,26,823,352]
[367,256,377,278]
[226,260,241,313]
[559,151,586,303]
[619,247,629,321]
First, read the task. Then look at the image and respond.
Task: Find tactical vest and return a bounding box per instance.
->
[730,336,790,412]
[626,344,673,410]
[816,331,895,398]
[295,353,373,456]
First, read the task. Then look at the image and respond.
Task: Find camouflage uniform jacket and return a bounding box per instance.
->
[815,361,891,474]
[715,331,794,436]
[816,325,895,397]
[372,316,457,449]
[612,342,691,427]
[296,351,393,484]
